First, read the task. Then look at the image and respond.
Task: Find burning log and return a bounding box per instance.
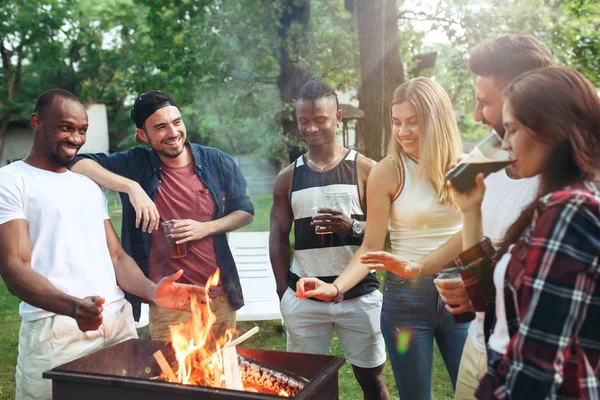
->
[156,271,305,397]
[152,350,177,383]
[237,354,306,397]
[223,346,243,390]
[200,326,260,368]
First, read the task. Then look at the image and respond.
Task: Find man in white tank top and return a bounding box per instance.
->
[270,77,390,399]
[0,89,206,400]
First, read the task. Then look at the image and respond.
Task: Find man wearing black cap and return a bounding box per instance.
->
[71,90,254,341]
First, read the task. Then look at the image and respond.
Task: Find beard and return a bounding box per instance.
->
[156,148,184,159]
[482,116,505,137]
[43,128,79,167]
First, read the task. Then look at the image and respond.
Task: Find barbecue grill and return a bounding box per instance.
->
[43,339,345,399]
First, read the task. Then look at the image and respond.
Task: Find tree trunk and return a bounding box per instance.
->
[355,0,404,161]
[0,42,13,164]
[277,0,311,163]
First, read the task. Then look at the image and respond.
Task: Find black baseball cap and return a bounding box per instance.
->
[130,90,179,142]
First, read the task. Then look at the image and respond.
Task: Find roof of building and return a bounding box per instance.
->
[340,103,364,120]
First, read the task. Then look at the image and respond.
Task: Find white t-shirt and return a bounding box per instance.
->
[488,251,512,354]
[0,161,125,321]
[467,169,538,353]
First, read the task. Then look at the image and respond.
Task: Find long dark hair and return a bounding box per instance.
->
[498,67,600,257]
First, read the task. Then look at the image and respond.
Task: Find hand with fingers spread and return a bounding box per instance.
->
[129,184,160,233]
[433,277,475,315]
[311,207,353,236]
[296,277,338,302]
[152,269,208,311]
[360,251,422,279]
[72,296,105,332]
[169,219,212,245]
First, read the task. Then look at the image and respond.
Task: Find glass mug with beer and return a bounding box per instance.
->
[436,271,476,323]
[312,206,333,246]
[162,220,187,258]
[312,192,352,247]
[446,130,515,192]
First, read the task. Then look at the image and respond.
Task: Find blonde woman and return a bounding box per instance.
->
[299,77,467,399]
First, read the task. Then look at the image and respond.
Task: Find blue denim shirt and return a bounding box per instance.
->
[75,143,254,320]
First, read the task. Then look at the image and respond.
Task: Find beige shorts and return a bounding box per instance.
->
[149,294,236,342]
[280,288,386,369]
[454,337,488,400]
[16,301,137,400]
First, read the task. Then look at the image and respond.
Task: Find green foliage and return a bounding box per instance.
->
[1,0,599,157]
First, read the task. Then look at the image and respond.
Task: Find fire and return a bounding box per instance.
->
[163,270,293,397]
[167,270,234,387]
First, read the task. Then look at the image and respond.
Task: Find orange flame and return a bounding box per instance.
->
[167,269,235,386]
[164,270,292,397]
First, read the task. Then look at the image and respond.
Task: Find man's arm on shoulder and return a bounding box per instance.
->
[269,165,294,300]
[71,151,160,232]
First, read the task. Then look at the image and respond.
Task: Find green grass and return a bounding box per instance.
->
[0,192,454,399]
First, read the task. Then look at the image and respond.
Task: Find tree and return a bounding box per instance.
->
[352,0,404,160]
[276,0,312,162]
[0,0,72,160]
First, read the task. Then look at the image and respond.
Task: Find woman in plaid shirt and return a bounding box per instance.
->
[438,67,600,399]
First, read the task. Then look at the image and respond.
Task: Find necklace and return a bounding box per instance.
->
[307,147,345,172]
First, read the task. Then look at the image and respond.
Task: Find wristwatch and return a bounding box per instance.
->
[351,220,364,238]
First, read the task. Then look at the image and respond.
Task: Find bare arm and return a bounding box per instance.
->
[333,159,396,292]
[300,159,397,300]
[419,230,463,275]
[0,219,104,331]
[105,220,206,308]
[269,166,294,300]
[105,219,156,300]
[71,159,160,232]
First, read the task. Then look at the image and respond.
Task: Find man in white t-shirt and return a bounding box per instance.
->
[0,89,206,400]
[358,35,553,400]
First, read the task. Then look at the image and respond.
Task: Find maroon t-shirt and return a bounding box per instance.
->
[148,162,225,297]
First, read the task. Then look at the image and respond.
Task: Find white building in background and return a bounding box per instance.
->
[0,103,109,166]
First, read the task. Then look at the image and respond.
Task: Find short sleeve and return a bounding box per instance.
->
[101,190,110,221]
[0,173,25,225]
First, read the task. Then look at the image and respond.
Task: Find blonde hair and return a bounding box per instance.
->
[388,77,462,205]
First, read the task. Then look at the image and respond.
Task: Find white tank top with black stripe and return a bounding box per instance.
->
[389,152,462,261]
[290,149,378,298]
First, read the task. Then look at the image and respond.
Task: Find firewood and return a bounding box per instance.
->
[153,350,178,383]
[200,326,259,367]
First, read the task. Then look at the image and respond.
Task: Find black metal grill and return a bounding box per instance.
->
[43,339,345,399]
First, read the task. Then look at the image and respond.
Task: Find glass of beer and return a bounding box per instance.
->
[162,220,187,258]
[446,130,515,192]
[312,206,333,246]
[436,271,476,323]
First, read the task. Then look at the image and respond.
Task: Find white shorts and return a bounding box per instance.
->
[280,288,386,369]
[15,302,138,400]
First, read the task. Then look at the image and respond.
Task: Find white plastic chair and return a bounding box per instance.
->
[134,302,150,329]
[228,232,283,322]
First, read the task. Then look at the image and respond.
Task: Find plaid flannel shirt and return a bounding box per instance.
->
[444,181,600,399]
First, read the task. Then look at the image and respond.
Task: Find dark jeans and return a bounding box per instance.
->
[381,272,469,400]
